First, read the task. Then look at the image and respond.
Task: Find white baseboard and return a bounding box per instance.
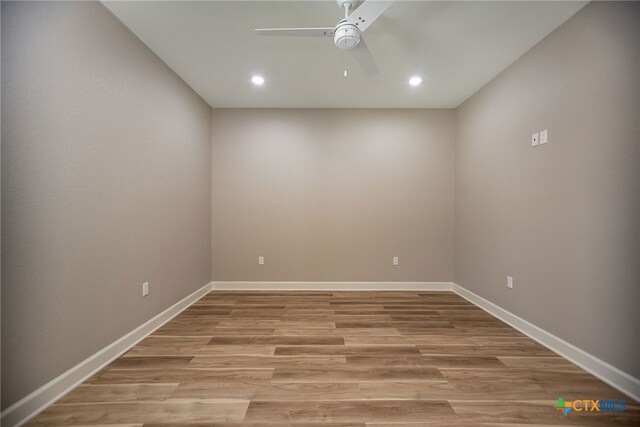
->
[0,281,214,427]
[451,283,640,403]
[212,281,454,291]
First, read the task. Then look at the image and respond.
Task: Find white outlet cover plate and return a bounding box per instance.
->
[531,133,539,146]
[540,129,548,144]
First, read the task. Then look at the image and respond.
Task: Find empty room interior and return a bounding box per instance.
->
[1,0,640,426]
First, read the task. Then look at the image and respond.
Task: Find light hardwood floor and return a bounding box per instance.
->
[28,291,639,426]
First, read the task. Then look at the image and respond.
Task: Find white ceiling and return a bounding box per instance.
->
[103,1,586,108]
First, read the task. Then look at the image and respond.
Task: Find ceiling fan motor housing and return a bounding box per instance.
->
[334,22,360,50]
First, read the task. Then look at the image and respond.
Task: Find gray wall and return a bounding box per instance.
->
[454,1,640,379]
[212,109,455,282]
[1,1,212,409]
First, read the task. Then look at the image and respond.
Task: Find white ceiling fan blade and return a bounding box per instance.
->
[347,0,393,31]
[349,37,379,76]
[347,0,394,32]
[255,28,334,37]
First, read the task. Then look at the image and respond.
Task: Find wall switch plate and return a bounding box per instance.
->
[540,129,548,144]
[507,276,513,289]
[258,256,264,265]
[531,132,539,147]
[393,256,399,266]
[142,282,149,296]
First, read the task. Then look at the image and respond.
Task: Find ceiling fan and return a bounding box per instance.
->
[255,0,394,76]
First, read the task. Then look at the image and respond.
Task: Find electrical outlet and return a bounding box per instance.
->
[258,256,264,265]
[393,256,399,266]
[531,132,539,147]
[540,129,548,144]
[142,282,149,296]
[507,276,513,289]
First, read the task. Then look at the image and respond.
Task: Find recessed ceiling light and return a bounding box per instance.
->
[251,75,265,86]
[409,76,422,86]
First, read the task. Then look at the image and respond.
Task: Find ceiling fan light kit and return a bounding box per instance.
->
[255,0,394,76]
[334,22,360,50]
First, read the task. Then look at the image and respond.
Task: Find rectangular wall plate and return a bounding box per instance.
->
[531,133,539,147]
[142,282,149,296]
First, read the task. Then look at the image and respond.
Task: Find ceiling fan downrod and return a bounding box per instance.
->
[335,0,360,50]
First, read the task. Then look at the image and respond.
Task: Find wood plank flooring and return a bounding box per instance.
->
[28,291,639,426]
